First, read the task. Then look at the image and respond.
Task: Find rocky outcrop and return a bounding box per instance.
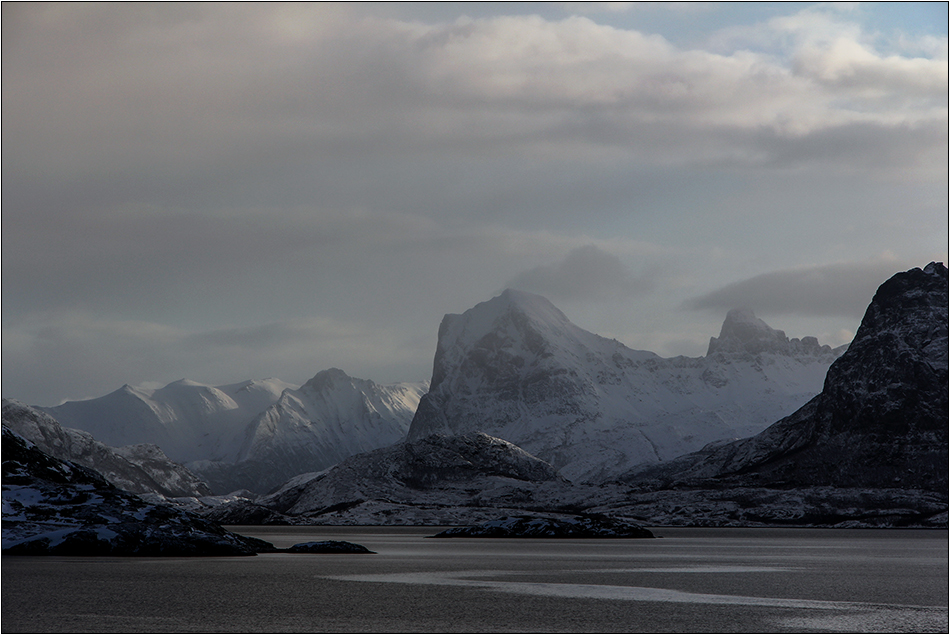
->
[200,432,570,525]
[624,263,949,493]
[2,399,211,498]
[285,541,375,554]
[1,426,272,556]
[588,486,947,528]
[707,308,841,357]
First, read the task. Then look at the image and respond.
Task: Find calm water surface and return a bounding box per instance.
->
[2,526,946,633]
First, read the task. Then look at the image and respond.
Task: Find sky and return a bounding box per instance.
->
[3,2,947,406]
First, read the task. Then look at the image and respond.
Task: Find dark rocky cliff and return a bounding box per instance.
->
[624,262,948,492]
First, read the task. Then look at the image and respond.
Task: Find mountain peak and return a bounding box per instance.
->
[707,308,787,355]
[451,289,573,338]
[426,288,606,392]
[706,308,833,357]
[302,368,355,392]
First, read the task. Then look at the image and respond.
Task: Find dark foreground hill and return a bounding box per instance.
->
[1,426,272,556]
[623,262,948,492]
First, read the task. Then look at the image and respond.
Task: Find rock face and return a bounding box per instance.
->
[407,289,841,482]
[2,399,211,498]
[431,515,654,539]
[1,426,273,556]
[624,262,949,492]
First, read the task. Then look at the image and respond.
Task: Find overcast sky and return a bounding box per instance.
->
[3,2,947,406]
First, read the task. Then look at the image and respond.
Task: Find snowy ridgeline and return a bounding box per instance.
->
[40,372,428,494]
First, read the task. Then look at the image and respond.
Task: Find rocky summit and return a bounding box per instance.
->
[707,308,839,357]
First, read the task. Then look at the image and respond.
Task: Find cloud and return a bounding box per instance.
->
[3,3,944,203]
[507,244,656,302]
[1,4,945,406]
[1,311,429,406]
[684,258,919,319]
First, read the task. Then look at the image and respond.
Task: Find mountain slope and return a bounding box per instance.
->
[190,369,427,494]
[42,378,294,464]
[623,262,948,491]
[38,371,426,496]
[407,288,842,482]
[2,399,211,498]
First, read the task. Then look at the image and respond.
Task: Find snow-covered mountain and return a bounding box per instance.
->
[2,399,211,498]
[40,371,427,495]
[623,262,949,492]
[192,369,428,494]
[407,289,844,482]
[42,378,294,464]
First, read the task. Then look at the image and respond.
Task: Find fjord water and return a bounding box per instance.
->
[2,527,946,633]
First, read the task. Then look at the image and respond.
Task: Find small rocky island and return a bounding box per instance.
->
[431,515,654,538]
[285,540,375,554]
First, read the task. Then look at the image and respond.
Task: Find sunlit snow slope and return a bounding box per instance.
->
[208,369,428,493]
[42,371,427,495]
[42,378,294,464]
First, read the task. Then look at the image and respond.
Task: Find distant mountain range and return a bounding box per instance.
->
[30,295,839,494]
[208,263,947,528]
[190,370,427,493]
[4,263,946,530]
[42,378,295,463]
[40,372,426,494]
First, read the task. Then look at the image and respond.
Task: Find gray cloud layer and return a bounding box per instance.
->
[685,259,919,319]
[507,245,657,301]
[2,4,946,404]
